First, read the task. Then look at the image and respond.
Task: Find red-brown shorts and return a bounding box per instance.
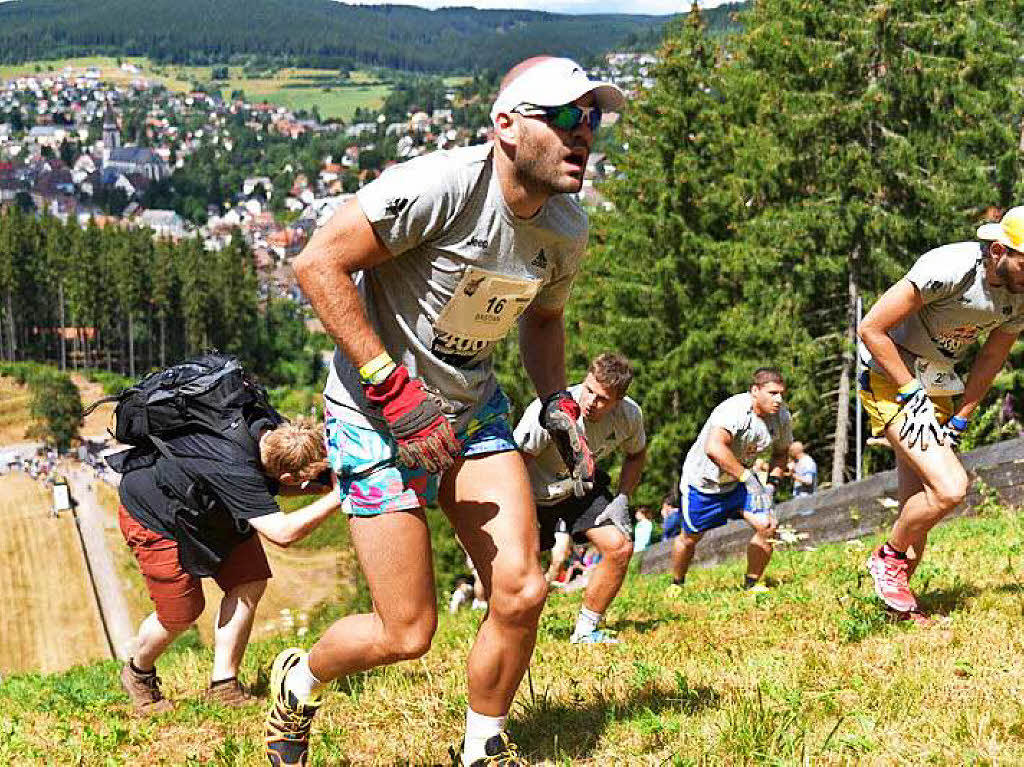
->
[118,505,272,631]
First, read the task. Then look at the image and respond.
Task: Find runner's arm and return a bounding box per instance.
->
[955,328,1018,420]
[293,198,393,368]
[518,303,568,398]
[857,279,925,388]
[617,448,646,495]
[248,491,342,548]
[704,426,747,481]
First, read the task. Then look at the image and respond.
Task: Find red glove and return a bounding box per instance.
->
[364,365,461,473]
[539,390,595,497]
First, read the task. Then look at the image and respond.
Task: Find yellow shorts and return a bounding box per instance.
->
[858,371,954,437]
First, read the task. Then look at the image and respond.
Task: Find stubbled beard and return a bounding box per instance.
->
[993,257,1024,294]
[514,130,583,197]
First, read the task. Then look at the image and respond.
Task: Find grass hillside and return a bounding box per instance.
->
[0,473,109,674]
[3,500,1024,765]
[0,376,32,444]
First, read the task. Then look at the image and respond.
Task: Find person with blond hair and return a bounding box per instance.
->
[115,417,339,715]
[858,206,1024,615]
[266,54,625,767]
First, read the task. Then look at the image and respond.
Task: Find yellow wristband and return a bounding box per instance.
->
[359,352,395,385]
[738,469,750,483]
[898,380,921,396]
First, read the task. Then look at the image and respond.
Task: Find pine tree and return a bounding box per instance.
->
[572,5,755,500]
[730,0,1024,482]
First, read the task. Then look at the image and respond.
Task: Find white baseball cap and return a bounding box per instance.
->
[490,57,626,126]
[978,206,1024,251]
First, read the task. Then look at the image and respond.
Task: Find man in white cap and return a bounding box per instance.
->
[263,56,624,767]
[858,206,1024,616]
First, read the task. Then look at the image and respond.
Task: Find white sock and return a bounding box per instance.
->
[573,607,602,638]
[463,708,506,766]
[284,654,323,703]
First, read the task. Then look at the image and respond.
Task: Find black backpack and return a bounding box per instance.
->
[86,352,284,464]
[88,353,285,577]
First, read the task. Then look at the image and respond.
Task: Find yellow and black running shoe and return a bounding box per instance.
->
[264,648,322,767]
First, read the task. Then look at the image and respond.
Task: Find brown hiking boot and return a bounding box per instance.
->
[203,677,257,707]
[120,663,174,715]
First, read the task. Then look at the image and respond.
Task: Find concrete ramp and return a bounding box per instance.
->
[637,436,1024,575]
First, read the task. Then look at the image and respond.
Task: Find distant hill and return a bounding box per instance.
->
[0,0,747,73]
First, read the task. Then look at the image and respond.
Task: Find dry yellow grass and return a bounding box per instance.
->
[0,376,32,444]
[0,473,109,673]
[71,374,116,439]
[0,372,114,444]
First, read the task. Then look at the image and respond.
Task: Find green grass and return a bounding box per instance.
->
[4,504,1024,764]
[247,82,390,121]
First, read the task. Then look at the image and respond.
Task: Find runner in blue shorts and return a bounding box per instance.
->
[681,481,770,536]
[670,369,793,592]
[263,55,625,767]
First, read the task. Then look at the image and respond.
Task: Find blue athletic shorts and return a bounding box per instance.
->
[325,388,517,517]
[681,483,768,534]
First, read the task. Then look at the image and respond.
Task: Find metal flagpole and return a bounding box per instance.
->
[855,296,863,481]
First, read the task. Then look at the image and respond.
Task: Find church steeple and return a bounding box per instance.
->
[102,104,120,158]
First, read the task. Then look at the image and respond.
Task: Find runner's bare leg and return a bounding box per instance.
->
[884,424,968,573]
[133,612,184,669]
[308,508,437,681]
[211,578,267,680]
[582,524,633,613]
[671,532,703,582]
[440,451,547,716]
[741,512,778,581]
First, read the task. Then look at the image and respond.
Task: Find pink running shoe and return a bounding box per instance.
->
[866,547,917,613]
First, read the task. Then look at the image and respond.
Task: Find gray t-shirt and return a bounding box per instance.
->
[862,242,1024,375]
[680,392,793,495]
[515,383,646,505]
[323,143,588,431]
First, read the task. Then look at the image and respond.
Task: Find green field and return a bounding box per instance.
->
[3,499,1024,764]
[236,81,391,121]
[0,57,391,121]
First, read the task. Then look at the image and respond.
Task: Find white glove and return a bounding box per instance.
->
[595,493,632,538]
[943,415,969,451]
[895,385,944,451]
[741,470,772,514]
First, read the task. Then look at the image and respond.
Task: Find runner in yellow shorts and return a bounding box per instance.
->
[858,370,953,438]
[857,206,1024,616]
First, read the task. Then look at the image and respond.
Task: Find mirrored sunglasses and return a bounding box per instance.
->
[513,103,602,132]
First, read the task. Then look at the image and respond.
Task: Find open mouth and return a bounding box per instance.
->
[565,149,588,174]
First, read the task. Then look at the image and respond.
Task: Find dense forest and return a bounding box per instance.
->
[0,206,324,396]
[0,0,745,72]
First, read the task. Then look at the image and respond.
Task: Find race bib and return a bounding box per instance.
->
[915,357,964,397]
[431,267,541,365]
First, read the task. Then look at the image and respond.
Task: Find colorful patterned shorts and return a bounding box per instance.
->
[325,388,517,516]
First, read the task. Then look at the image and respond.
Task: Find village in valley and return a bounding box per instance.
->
[0,54,654,294]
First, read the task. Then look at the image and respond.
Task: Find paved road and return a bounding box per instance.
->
[68,467,134,661]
